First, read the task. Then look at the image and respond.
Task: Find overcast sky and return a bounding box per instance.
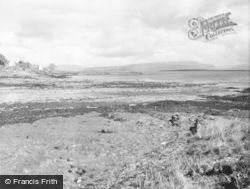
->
[0,0,249,68]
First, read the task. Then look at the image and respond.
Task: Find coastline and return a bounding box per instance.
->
[0,75,249,189]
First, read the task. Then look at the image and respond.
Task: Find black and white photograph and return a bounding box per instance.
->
[0,0,249,188]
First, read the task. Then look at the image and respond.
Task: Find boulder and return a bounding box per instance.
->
[189,119,199,135]
[168,114,180,126]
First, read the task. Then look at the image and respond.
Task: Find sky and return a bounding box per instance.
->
[0,0,249,68]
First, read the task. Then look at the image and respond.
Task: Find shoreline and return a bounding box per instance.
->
[0,92,249,127]
[0,76,249,189]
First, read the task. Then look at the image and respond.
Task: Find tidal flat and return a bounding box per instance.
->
[0,72,249,189]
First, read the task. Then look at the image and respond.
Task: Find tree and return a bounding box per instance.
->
[47,63,56,72]
[0,54,9,67]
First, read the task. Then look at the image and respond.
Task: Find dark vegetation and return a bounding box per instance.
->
[0,89,249,127]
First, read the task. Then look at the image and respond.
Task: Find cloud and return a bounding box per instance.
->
[17,20,57,40]
[0,0,249,67]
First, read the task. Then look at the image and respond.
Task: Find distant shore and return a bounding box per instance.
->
[160,69,250,71]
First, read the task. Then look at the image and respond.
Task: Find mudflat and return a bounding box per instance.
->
[0,72,249,189]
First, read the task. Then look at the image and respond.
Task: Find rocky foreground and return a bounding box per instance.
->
[0,69,249,189]
[0,96,249,189]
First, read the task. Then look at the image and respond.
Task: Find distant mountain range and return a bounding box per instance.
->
[226,64,249,71]
[79,61,249,74]
[1,52,249,75]
[81,61,216,74]
[126,61,216,72]
[55,62,249,74]
[54,64,85,73]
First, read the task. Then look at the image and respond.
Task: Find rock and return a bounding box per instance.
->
[113,117,127,122]
[205,109,221,116]
[136,121,144,127]
[220,176,238,189]
[228,109,240,113]
[100,112,117,120]
[204,162,234,177]
[221,165,233,175]
[53,146,60,150]
[107,114,115,119]
[83,183,95,189]
[186,148,195,156]
[213,162,221,174]
[86,106,98,109]
[161,141,167,145]
[204,162,220,176]
[98,129,113,134]
[213,147,220,155]
[189,119,199,135]
[184,168,194,177]
[168,114,180,126]
[199,164,210,175]
[75,167,86,176]
[129,104,136,107]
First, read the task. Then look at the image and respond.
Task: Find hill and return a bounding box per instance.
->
[227,64,249,71]
[53,64,85,73]
[81,61,216,74]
